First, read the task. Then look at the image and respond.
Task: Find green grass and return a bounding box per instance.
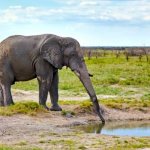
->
[13,80,38,91]
[0,101,47,116]
[16,141,27,146]
[60,98,150,109]
[0,97,149,116]
[141,93,150,100]
[1,136,149,150]
[86,56,150,87]
[61,110,75,116]
[49,139,76,149]
[109,138,150,150]
[101,98,150,110]
[0,145,41,150]
[0,145,12,150]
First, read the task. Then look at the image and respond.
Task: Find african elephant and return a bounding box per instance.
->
[0,34,105,123]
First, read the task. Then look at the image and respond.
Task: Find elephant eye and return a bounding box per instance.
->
[70,51,77,57]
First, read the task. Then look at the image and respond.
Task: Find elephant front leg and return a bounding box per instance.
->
[49,71,62,111]
[38,78,49,110]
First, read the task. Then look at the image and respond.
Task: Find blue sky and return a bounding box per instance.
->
[0,0,150,46]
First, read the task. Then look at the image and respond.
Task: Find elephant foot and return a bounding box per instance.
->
[40,104,49,111]
[0,102,4,107]
[5,101,15,106]
[50,105,62,111]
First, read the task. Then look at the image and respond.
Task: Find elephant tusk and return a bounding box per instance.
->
[74,70,80,77]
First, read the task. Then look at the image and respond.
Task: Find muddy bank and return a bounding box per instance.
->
[0,90,149,149]
[0,109,150,150]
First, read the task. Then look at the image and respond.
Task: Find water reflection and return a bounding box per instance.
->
[76,121,150,137]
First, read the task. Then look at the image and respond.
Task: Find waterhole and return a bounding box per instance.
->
[76,121,150,137]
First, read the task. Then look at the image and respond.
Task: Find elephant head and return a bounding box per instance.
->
[40,35,105,123]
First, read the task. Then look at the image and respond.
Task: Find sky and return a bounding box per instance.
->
[0,0,150,46]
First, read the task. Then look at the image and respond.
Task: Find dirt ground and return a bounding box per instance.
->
[0,90,150,150]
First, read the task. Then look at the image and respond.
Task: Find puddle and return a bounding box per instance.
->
[76,121,150,137]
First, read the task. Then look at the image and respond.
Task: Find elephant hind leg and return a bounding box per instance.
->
[0,84,4,106]
[1,83,14,106]
[5,84,14,106]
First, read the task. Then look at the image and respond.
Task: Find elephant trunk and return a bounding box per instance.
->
[73,62,105,124]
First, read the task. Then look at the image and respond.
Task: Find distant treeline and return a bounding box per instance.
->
[81,46,150,51]
[81,46,150,62]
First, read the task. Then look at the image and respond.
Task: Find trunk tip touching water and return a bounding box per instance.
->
[97,107,105,124]
[99,110,105,124]
[93,97,105,124]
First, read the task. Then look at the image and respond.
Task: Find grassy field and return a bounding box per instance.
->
[12,54,150,100]
[0,137,150,150]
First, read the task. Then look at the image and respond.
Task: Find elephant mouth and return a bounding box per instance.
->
[74,70,93,78]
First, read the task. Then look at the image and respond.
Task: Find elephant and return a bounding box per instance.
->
[0,34,105,123]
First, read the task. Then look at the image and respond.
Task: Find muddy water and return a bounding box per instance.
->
[76,121,150,137]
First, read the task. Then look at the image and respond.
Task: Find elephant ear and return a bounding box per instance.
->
[40,37,63,69]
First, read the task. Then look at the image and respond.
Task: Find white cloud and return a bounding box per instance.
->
[0,6,65,23]
[0,0,150,24]
[60,0,150,22]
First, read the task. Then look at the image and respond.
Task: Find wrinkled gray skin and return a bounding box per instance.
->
[0,34,105,123]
